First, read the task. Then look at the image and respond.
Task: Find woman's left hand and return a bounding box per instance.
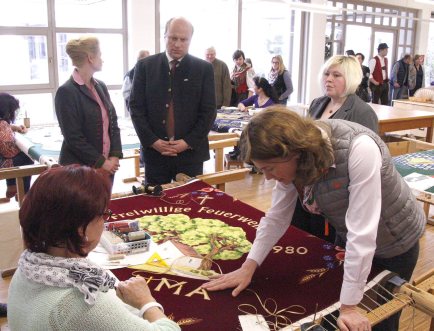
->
[116,276,155,309]
[238,103,246,112]
[12,124,27,133]
[337,304,371,331]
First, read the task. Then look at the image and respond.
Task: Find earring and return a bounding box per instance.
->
[85,236,89,242]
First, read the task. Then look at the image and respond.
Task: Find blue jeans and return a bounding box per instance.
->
[389,85,408,105]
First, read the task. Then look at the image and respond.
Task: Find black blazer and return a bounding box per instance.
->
[55,77,123,167]
[309,94,379,133]
[129,52,216,164]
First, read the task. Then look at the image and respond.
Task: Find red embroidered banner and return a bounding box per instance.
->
[108,180,369,330]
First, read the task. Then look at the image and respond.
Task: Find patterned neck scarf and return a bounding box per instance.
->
[19,250,116,305]
[268,70,279,85]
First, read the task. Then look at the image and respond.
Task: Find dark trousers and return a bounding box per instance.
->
[370,83,389,105]
[291,199,336,243]
[5,151,34,193]
[371,242,419,331]
[231,90,248,107]
[144,155,203,185]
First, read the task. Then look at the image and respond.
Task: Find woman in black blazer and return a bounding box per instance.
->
[55,36,122,177]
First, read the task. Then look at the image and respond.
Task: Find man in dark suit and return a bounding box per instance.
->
[129,17,216,185]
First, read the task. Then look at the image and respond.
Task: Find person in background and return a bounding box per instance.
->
[122,49,150,167]
[409,54,425,96]
[292,55,378,243]
[55,36,122,179]
[129,17,216,185]
[355,52,371,102]
[203,107,424,331]
[7,165,180,331]
[122,49,150,112]
[389,54,412,103]
[268,55,294,105]
[230,50,254,106]
[244,58,256,97]
[0,93,34,202]
[205,46,232,109]
[345,49,355,56]
[238,76,278,111]
[369,43,389,105]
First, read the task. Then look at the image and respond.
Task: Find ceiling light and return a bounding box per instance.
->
[285,1,341,15]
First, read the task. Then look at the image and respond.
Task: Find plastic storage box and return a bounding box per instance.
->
[100,220,151,255]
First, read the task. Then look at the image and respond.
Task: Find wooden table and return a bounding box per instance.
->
[371,103,434,142]
[393,99,434,113]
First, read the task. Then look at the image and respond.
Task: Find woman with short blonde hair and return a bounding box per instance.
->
[309,55,378,132]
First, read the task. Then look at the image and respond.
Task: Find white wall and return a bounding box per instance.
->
[306,8,328,103]
[127,0,156,68]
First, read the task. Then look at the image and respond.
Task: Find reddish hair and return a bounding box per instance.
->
[20,165,112,256]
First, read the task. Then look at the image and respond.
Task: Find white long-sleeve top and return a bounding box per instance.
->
[247,135,382,305]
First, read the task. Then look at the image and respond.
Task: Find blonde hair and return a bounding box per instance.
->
[319,55,362,96]
[271,55,286,75]
[240,106,334,187]
[66,36,100,68]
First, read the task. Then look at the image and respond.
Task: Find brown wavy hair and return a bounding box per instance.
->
[240,106,334,186]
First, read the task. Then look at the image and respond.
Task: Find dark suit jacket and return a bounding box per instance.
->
[309,94,379,133]
[129,52,216,164]
[55,77,123,167]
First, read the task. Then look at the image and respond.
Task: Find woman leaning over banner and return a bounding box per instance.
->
[268,55,293,105]
[55,36,122,179]
[203,106,424,331]
[7,165,180,331]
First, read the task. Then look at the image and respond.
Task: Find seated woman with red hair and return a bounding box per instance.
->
[7,165,180,331]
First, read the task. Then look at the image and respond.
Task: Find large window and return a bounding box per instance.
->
[159,0,238,66]
[0,0,126,125]
[326,0,417,68]
[241,0,300,103]
[159,0,301,104]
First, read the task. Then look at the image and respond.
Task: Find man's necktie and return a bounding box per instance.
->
[166,60,178,140]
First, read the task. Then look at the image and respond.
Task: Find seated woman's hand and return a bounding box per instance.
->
[116,276,155,309]
[201,259,257,297]
[11,124,27,133]
[238,103,247,112]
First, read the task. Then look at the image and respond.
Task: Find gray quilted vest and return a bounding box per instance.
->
[314,119,425,258]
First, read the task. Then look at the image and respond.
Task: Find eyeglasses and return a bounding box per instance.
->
[272,61,279,64]
[102,209,113,221]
